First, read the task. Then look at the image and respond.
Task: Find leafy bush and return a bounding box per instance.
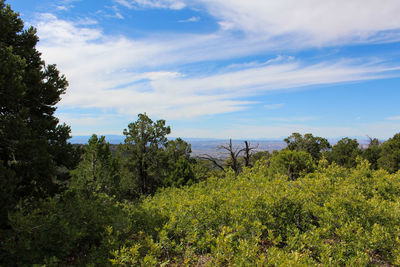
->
[110,159,400,266]
[2,191,130,266]
[268,149,315,180]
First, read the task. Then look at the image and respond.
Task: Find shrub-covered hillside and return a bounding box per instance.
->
[109,160,400,266]
[5,158,400,265]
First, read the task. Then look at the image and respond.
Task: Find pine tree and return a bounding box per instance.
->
[120,113,171,196]
[0,0,79,227]
[70,135,121,197]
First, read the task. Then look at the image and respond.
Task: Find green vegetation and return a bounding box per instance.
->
[284,133,330,161]
[0,0,80,230]
[378,133,400,173]
[109,160,400,266]
[2,1,400,265]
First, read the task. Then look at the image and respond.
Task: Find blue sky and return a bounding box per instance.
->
[8,0,400,139]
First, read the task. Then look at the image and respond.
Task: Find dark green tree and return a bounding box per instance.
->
[378,133,400,173]
[70,135,121,197]
[164,138,192,162]
[120,113,171,196]
[164,157,195,187]
[362,137,381,170]
[327,137,360,168]
[163,138,195,187]
[120,115,196,195]
[284,133,331,160]
[0,0,79,227]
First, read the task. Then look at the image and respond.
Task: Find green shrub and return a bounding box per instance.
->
[110,160,400,265]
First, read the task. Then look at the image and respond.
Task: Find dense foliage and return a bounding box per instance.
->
[0,0,80,236]
[378,133,400,173]
[109,160,400,266]
[284,133,330,160]
[5,158,400,266]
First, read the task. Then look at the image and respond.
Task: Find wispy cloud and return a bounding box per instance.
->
[56,6,69,11]
[114,0,185,10]
[179,16,200,23]
[386,115,400,121]
[114,0,133,9]
[117,0,400,46]
[35,14,400,122]
[55,0,81,11]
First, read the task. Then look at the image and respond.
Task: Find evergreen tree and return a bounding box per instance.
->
[284,133,331,160]
[163,138,195,187]
[120,114,195,196]
[0,0,79,227]
[327,137,360,168]
[378,133,400,173]
[120,113,171,196]
[70,135,121,197]
[362,137,381,170]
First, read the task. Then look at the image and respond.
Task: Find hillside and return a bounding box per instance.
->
[108,160,400,265]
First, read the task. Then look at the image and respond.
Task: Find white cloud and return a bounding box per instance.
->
[74,18,98,26]
[114,0,133,9]
[34,14,400,123]
[179,16,200,23]
[56,6,69,11]
[117,0,400,46]
[55,0,81,11]
[115,0,185,10]
[58,114,109,126]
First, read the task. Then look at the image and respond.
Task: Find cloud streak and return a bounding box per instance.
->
[34,14,400,122]
[178,16,200,23]
[114,0,185,10]
[118,0,400,46]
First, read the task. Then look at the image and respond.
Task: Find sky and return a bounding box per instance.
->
[7,0,400,139]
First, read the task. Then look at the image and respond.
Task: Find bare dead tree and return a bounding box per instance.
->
[200,139,259,176]
[218,139,243,175]
[243,141,258,167]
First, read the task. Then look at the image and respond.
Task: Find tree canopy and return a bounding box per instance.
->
[268,149,315,180]
[284,133,331,160]
[0,0,79,228]
[327,137,360,168]
[378,133,400,173]
[120,113,194,196]
[70,135,121,197]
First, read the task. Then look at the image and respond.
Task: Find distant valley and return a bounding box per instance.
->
[70,135,371,157]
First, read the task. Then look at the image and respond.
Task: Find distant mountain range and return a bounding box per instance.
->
[70,135,372,157]
[70,135,287,156]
